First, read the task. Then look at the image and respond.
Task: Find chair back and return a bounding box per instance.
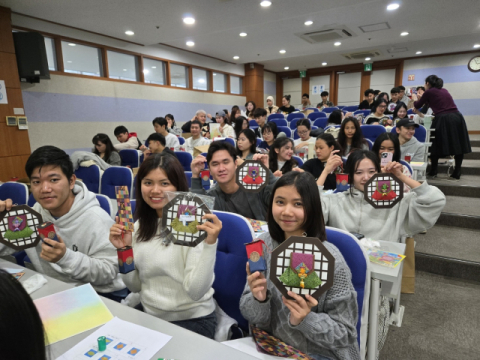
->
[0,182,29,205]
[292,155,304,166]
[308,112,327,122]
[313,118,329,129]
[305,107,319,112]
[212,211,254,332]
[414,125,427,142]
[130,199,136,216]
[267,113,284,121]
[321,107,339,114]
[407,108,414,115]
[277,126,292,138]
[95,194,114,219]
[290,118,310,130]
[119,149,141,168]
[269,118,288,127]
[342,105,359,112]
[360,125,386,143]
[354,110,371,118]
[178,137,185,145]
[286,113,304,122]
[256,138,262,147]
[325,227,370,357]
[336,105,345,110]
[100,166,133,199]
[175,152,193,171]
[365,138,373,150]
[184,171,192,188]
[223,138,236,147]
[28,193,36,207]
[75,165,101,193]
[249,119,258,127]
[399,160,413,174]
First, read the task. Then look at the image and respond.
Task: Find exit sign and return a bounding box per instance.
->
[299,70,306,78]
[364,63,372,72]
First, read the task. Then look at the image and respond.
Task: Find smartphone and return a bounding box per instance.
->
[38,221,59,247]
[381,152,393,167]
[350,232,365,240]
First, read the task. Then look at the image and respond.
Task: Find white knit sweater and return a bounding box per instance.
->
[122,220,217,322]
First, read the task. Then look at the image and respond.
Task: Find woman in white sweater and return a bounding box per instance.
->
[216,111,236,138]
[109,153,222,338]
[317,149,445,242]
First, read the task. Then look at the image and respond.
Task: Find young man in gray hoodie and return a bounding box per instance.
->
[0,146,126,301]
[396,118,425,162]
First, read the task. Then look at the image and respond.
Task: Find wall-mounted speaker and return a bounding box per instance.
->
[13,32,50,83]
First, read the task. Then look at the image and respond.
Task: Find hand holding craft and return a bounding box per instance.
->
[196,213,222,245]
[191,155,207,177]
[109,216,133,249]
[324,150,343,173]
[282,291,318,326]
[273,170,283,178]
[246,262,268,302]
[251,153,269,168]
[383,161,404,179]
[40,233,66,263]
[0,199,13,212]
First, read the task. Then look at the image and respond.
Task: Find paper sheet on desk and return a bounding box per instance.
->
[57,317,172,360]
[223,337,295,359]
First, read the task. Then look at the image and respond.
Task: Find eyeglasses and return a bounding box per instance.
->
[378,105,387,109]
[298,130,309,135]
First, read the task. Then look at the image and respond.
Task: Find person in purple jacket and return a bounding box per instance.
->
[413,75,471,179]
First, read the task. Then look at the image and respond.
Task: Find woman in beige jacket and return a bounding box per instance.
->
[265,96,279,115]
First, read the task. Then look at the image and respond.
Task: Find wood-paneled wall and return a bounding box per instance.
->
[0,6,31,182]
[244,63,264,108]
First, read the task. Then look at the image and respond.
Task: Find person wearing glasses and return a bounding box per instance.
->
[364,98,391,125]
[293,119,316,154]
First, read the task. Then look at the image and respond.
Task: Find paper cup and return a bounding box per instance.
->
[335,174,349,192]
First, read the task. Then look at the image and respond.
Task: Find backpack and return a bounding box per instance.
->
[325,127,340,139]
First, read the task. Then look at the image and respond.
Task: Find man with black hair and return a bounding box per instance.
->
[374,90,381,97]
[113,125,144,151]
[300,93,311,110]
[184,120,211,155]
[152,117,180,151]
[395,119,425,162]
[358,89,375,110]
[387,87,402,113]
[0,146,126,301]
[146,133,177,158]
[190,142,277,221]
[398,85,410,105]
[253,107,268,139]
[316,91,334,108]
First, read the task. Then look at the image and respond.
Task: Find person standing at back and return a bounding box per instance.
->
[153,117,180,151]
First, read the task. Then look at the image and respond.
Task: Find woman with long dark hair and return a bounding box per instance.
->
[109,153,222,339]
[92,133,121,165]
[230,105,241,125]
[413,75,472,179]
[240,171,360,360]
[165,114,182,136]
[244,101,256,118]
[337,117,369,156]
[392,103,408,125]
[269,137,297,176]
[236,129,257,160]
[234,116,249,139]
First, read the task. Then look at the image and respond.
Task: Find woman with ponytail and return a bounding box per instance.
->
[413,75,471,179]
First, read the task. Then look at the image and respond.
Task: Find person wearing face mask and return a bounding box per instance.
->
[316,149,445,243]
[337,117,369,156]
[269,137,298,177]
[265,96,279,115]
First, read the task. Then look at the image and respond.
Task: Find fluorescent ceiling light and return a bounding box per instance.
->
[239,32,247,37]
[365,57,371,61]
[233,56,239,60]
[304,20,313,26]
[322,62,327,66]
[387,3,400,11]
[334,42,341,46]
[474,44,480,48]
[279,49,286,54]
[260,1,272,7]
[125,30,134,36]
[416,51,422,54]
[284,67,289,70]
[186,41,195,46]
[400,32,409,36]
[183,17,195,25]
[68,43,76,46]
[123,69,127,71]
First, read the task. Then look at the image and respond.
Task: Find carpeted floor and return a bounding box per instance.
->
[380,271,480,360]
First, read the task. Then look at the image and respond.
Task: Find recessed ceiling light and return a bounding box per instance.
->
[279,49,286,54]
[239,32,247,37]
[365,57,371,61]
[400,32,409,36]
[151,66,156,69]
[304,20,313,26]
[387,3,400,11]
[68,43,76,46]
[183,17,195,25]
[67,61,72,63]
[474,44,480,48]
[186,41,195,46]
[260,1,272,7]
[143,69,149,74]
[416,51,422,54]
[123,69,127,71]
[334,42,341,46]
[284,66,289,70]
[125,30,134,36]
[322,62,327,66]
[233,56,239,60]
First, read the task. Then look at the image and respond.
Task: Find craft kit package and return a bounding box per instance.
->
[161,191,215,247]
[0,205,43,251]
[115,186,134,232]
[245,239,268,272]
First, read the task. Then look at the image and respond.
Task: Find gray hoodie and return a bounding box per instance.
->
[400,136,425,162]
[0,181,124,293]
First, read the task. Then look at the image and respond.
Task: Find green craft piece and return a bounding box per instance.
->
[279,267,322,289]
[4,226,34,240]
[171,218,199,234]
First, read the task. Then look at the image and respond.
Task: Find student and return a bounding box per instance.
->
[395,119,425,162]
[358,89,375,110]
[253,108,268,139]
[230,105,242,125]
[316,91,334,108]
[364,98,391,125]
[373,89,381,98]
[279,95,296,114]
[236,129,257,160]
[114,126,144,151]
[302,133,341,189]
[266,96,279,115]
[240,171,360,360]
[398,85,410,105]
[165,114,182,136]
[109,154,222,338]
[413,75,471,179]
[377,92,390,103]
[215,110,235,138]
[258,123,279,151]
[0,269,47,360]
[387,87,401,114]
[337,117,369,156]
[300,93,311,110]
[145,133,177,158]
[269,137,297,176]
[372,132,413,192]
[294,119,316,154]
[184,120,211,155]
[244,101,256,119]
[327,110,343,127]
[92,133,121,165]
[392,103,408,125]
[317,149,445,242]
[190,142,277,221]
[181,110,212,137]
[0,146,126,299]
[152,117,180,151]
[234,116,249,139]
